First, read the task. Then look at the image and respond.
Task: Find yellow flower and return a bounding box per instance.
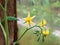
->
[42,29,49,36]
[23,11,35,26]
[39,19,47,27]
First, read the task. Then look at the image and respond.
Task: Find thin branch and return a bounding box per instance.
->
[0,3,4,10]
[13,25,42,45]
[0,23,7,42]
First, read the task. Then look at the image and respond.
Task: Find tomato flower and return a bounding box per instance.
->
[39,19,47,27]
[42,29,49,36]
[23,11,35,26]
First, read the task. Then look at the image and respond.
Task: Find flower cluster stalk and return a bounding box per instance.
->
[14,25,41,45]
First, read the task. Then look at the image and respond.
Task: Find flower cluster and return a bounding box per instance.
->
[39,19,49,37]
[23,11,49,42]
[42,29,49,36]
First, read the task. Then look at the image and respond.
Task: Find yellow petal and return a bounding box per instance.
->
[26,17,31,21]
[42,30,46,34]
[39,19,47,27]
[31,21,35,25]
[23,18,26,21]
[26,22,28,25]
[39,21,43,27]
[42,29,49,35]
[31,16,36,20]
[28,11,30,17]
[25,22,29,27]
[46,29,49,35]
[42,19,47,25]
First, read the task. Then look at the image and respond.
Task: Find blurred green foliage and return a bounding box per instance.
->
[17,0,60,30]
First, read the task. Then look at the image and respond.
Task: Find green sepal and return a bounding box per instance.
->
[42,35,45,42]
[37,36,40,41]
[35,30,39,33]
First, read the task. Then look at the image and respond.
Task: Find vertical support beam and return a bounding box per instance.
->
[0,0,18,45]
[14,0,18,45]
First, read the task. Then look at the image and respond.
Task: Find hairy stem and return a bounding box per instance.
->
[14,25,41,45]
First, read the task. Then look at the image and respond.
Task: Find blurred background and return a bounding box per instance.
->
[17,0,60,45]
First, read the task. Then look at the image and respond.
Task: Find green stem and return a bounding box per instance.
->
[0,0,9,45]
[4,8,9,45]
[0,23,7,42]
[4,0,9,45]
[0,3,4,10]
[4,9,9,45]
[14,25,41,45]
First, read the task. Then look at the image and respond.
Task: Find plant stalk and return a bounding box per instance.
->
[0,23,7,43]
[4,0,9,45]
[14,25,41,45]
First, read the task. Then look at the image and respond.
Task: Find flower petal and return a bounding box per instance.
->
[39,19,47,27]
[23,18,26,21]
[31,16,36,20]
[28,11,30,17]
[31,21,35,26]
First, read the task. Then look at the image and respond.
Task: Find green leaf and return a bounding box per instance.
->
[35,30,39,33]
[42,35,45,42]
[42,0,50,6]
[7,16,19,21]
[37,36,40,41]
[34,32,37,34]
[52,1,60,7]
